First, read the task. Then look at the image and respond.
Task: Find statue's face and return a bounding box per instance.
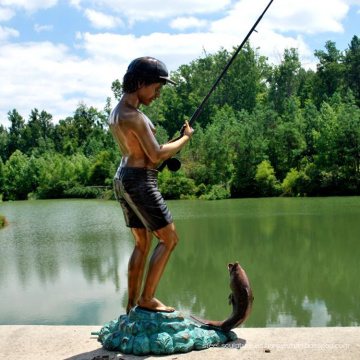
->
[138,82,163,106]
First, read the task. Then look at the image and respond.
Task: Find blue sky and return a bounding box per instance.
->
[0,0,360,128]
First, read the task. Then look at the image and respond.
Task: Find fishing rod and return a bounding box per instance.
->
[158,0,274,172]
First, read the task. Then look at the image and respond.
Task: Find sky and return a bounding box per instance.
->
[0,0,360,128]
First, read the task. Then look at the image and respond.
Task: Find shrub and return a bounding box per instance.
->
[205,183,231,200]
[255,160,281,197]
[3,150,34,200]
[282,169,300,196]
[88,150,114,186]
[37,154,76,198]
[158,169,196,200]
[282,168,311,197]
[0,213,8,229]
[63,186,104,199]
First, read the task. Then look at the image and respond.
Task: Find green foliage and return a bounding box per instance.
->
[312,41,345,107]
[36,153,91,199]
[88,150,115,186]
[23,108,54,155]
[282,168,301,196]
[3,150,34,200]
[2,36,360,201]
[255,160,281,197]
[111,79,123,101]
[344,36,360,106]
[158,169,196,200]
[8,109,25,155]
[0,213,7,229]
[204,183,230,200]
[0,157,4,194]
[231,108,269,197]
[268,48,302,114]
[63,186,104,199]
[0,125,9,162]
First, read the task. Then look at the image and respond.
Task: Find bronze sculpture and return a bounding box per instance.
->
[96,2,278,352]
[191,262,254,332]
[109,57,194,313]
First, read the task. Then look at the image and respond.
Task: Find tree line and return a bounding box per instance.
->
[1,36,360,201]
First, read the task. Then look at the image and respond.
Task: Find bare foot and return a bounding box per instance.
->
[126,301,137,314]
[137,296,175,312]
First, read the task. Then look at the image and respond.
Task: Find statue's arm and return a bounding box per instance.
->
[133,117,192,163]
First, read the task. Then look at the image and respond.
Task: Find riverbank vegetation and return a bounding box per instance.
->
[1,36,360,200]
[0,213,7,229]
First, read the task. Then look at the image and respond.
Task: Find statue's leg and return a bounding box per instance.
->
[126,228,153,314]
[137,222,178,312]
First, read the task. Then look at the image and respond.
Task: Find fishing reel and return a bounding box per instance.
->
[158,157,181,172]
[166,157,182,172]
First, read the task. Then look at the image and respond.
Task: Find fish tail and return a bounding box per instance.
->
[190,315,224,329]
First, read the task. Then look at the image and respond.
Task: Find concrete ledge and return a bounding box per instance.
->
[1,326,359,360]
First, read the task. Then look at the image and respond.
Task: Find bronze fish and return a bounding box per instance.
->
[191,262,254,332]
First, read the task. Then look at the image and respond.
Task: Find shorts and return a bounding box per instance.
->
[113,166,173,231]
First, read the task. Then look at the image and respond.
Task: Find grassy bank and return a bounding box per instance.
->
[0,213,8,229]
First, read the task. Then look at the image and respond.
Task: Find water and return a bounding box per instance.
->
[0,197,359,327]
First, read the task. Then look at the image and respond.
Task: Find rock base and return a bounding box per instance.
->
[95,307,237,355]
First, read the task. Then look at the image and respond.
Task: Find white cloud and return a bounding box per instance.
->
[1,0,360,127]
[0,41,116,127]
[0,24,18,41]
[77,29,314,73]
[0,6,14,21]
[78,31,236,71]
[73,0,231,23]
[0,25,316,127]
[69,0,81,9]
[266,0,349,34]
[34,24,53,32]
[84,9,124,29]
[170,16,208,31]
[0,0,58,12]
[211,0,351,37]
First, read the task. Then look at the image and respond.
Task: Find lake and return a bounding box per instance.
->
[0,197,359,327]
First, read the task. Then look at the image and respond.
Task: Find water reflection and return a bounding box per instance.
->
[0,197,359,326]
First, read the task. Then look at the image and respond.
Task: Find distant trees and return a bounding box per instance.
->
[1,36,360,200]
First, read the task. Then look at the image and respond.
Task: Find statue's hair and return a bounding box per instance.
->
[123,73,166,93]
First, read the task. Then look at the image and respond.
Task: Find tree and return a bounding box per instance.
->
[312,41,345,107]
[73,102,97,146]
[0,125,9,162]
[3,150,33,200]
[192,105,236,186]
[231,109,269,197]
[53,117,79,155]
[0,157,4,194]
[344,35,360,106]
[255,160,281,197]
[336,90,360,179]
[23,108,54,154]
[88,150,115,186]
[7,109,25,156]
[268,48,302,114]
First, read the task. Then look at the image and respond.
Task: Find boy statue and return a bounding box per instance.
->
[109,57,194,313]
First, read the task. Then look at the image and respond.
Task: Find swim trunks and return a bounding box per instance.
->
[113,166,173,231]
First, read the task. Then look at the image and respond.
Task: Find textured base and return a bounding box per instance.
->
[95,307,237,355]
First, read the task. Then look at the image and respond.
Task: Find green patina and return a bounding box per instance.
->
[95,307,236,355]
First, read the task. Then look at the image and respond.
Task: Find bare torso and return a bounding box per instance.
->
[109,99,157,169]
[109,83,193,171]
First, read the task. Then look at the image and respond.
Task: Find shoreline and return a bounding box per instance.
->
[0,326,359,360]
